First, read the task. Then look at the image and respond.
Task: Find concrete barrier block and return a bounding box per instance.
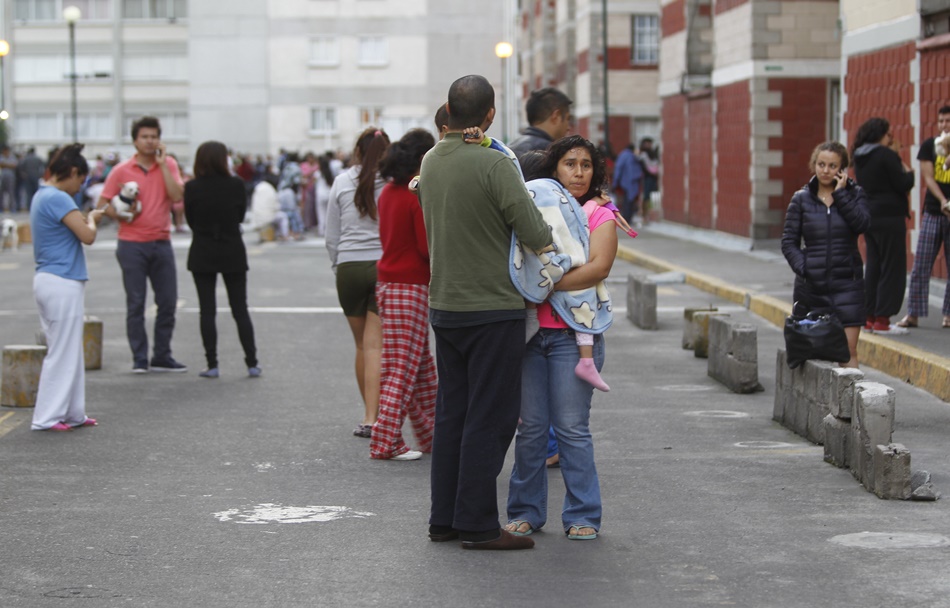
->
[626,274,657,330]
[773,383,786,424]
[17,222,32,244]
[822,414,850,468]
[829,367,863,420]
[682,307,717,350]
[83,316,103,370]
[692,312,729,358]
[789,364,806,399]
[806,397,830,445]
[873,443,912,500]
[804,359,835,407]
[791,392,809,438]
[850,382,896,489]
[1,345,47,407]
[708,317,762,394]
[259,224,276,243]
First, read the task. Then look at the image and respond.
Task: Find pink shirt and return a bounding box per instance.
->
[537,201,615,328]
[102,156,183,242]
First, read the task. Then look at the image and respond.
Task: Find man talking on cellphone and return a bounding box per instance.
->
[98,116,187,374]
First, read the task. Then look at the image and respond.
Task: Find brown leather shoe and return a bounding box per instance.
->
[461,529,535,550]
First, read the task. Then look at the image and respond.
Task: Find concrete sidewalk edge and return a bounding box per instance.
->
[616,244,950,403]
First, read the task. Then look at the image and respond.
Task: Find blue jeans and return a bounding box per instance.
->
[115,240,179,367]
[507,328,604,532]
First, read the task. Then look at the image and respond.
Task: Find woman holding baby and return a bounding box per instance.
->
[506,135,617,540]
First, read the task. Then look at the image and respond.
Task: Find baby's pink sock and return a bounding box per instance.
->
[575,358,610,392]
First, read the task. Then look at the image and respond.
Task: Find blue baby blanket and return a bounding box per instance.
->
[509,178,613,334]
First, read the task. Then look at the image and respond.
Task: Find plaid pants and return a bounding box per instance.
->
[907,211,950,317]
[370,282,437,458]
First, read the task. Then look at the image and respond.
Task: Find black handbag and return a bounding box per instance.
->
[784,310,851,369]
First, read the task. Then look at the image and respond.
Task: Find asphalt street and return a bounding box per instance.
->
[1,222,949,607]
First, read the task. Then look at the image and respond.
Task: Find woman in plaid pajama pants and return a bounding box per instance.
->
[370,129,437,460]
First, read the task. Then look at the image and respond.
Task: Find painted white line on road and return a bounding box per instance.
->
[213,503,375,524]
[829,532,950,550]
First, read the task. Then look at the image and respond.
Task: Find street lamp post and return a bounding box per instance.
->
[495,42,513,143]
[63,5,81,142]
[0,40,10,121]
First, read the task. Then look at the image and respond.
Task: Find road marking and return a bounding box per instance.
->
[0,410,27,437]
[213,503,375,524]
[829,532,950,550]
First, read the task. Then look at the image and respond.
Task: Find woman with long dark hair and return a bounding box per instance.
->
[184,140,260,378]
[326,128,390,438]
[851,117,915,335]
[370,128,437,460]
[781,141,870,367]
[30,143,104,431]
[506,135,617,540]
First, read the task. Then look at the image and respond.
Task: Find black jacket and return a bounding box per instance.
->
[852,143,913,218]
[184,175,249,274]
[508,126,554,160]
[781,177,871,326]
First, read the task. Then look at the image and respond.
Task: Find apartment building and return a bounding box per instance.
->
[517,0,661,154]
[0,0,512,163]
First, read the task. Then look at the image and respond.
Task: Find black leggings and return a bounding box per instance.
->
[192,271,257,369]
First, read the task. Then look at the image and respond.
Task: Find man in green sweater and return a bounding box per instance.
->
[419,75,553,550]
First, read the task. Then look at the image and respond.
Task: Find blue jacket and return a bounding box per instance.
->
[612,147,642,198]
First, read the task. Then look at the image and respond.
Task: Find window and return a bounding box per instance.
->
[15,0,111,21]
[123,56,188,81]
[358,36,388,67]
[123,0,187,19]
[13,55,113,84]
[123,112,189,138]
[310,37,339,66]
[15,111,113,141]
[310,106,338,135]
[631,15,659,65]
[359,107,383,129]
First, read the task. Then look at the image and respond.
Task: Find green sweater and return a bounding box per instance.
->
[419,133,552,312]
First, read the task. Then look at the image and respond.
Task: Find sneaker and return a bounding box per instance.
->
[874,324,909,336]
[247,366,262,378]
[150,359,188,373]
[132,364,148,374]
[199,368,219,379]
[391,450,423,461]
[352,424,373,438]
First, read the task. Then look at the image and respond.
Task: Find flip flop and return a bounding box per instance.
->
[943,318,950,329]
[895,316,918,328]
[566,525,598,540]
[505,520,535,536]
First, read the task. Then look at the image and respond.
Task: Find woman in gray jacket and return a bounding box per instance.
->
[326,128,390,438]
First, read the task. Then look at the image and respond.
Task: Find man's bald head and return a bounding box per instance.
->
[447,75,495,130]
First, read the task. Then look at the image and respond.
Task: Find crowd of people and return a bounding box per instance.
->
[781,108,950,371]
[22,82,950,554]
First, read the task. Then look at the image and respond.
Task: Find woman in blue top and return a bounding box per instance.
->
[30,144,104,431]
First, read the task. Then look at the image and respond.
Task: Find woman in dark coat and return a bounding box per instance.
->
[851,117,915,335]
[781,141,871,368]
[185,140,260,378]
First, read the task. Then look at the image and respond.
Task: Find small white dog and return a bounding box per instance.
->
[935,132,950,158]
[110,181,141,222]
[1,218,18,251]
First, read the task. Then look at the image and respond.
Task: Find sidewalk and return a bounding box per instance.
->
[617,221,950,402]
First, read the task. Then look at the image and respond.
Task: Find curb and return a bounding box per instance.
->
[616,243,950,402]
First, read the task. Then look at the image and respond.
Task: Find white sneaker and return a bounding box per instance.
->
[391,450,423,461]
[875,325,909,336]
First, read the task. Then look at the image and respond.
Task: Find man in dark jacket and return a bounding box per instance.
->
[508,88,572,160]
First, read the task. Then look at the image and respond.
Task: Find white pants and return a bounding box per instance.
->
[32,272,87,430]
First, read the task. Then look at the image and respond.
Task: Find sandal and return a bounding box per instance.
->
[566,525,598,540]
[352,424,372,438]
[896,316,918,328]
[504,520,535,536]
[943,317,950,329]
